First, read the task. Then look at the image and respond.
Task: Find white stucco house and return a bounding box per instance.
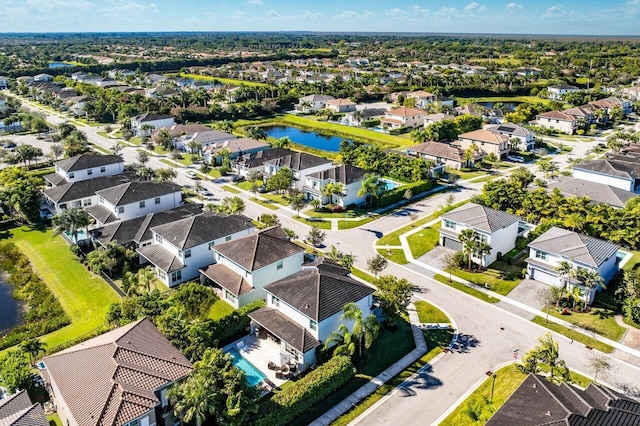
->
[381,107,429,129]
[325,98,357,113]
[485,123,536,152]
[295,94,336,113]
[44,152,125,187]
[526,226,620,304]
[535,110,577,134]
[573,157,640,193]
[248,258,375,372]
[137,212,255,287]
[304,164,368,207]
[455,129,509,159]
[547,84,580,100]
[200,226,304,308]
[130,112,175,136]
[406,141,470,172]
[264,152,333,191]
[439,203,521,266]
[0,76,8,90]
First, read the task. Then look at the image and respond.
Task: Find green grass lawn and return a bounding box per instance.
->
[294,217,332,230]
[261,192,292,206]
[180,73,268,87]
[434,274,500,304]
[222,185,241,194]
[440,364,527,425]
[531,316,614,353]
[7,226,120,352]
[407,224,441,259]
[236,180,263,191]
[545,306,626,341]
[415,300,450,323]
[47,413,63,426]
[337,217,374,230]
[377,248,408,265]
[208,299,235,320]
[623,250,640,271]
[250,197,279,210]
[456,95,555,107]
[350,267,375,283]
[89,143,111,155]
[305,208,368,218]
[96,131,115,139]
[449,261,523,296]
[446,167,489,181]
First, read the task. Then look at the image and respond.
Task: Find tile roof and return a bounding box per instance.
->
[441,202,520,233]
[407,141,465,162]
[547,178,637,208]
[44,173,136,204]
[136,244,184,273]
[487,374,640,426]
[95,181,181,206]
[264,262,374,322]
[325,98,356,106]
[42,318,192,426]
[151,212,254,250]
[528,226,620,267]
[200,263,253,296]
[387,107,427,117]
[54,153,123,173]
[248,307,321,353]
[574,157,640,180]
[212,226,303,271]
[537,110,576,122]
[203,138,270,156]
[236,148,295,169]
[458,129,509,145]
[549,84,580,90]
[264,152,332,171]
[307,164,368,185]
[133,112,173,122]
[0,390,48,426]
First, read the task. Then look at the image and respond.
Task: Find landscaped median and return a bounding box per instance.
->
[531,316,615,353]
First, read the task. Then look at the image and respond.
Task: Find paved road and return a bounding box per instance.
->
[16,97,640,425]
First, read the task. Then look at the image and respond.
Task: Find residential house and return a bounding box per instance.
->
[144,73,167,85]
[485,123,535,152]
[44,152,125,187]
[264,152,333,191]
[15,76,34,85]
[454,129,509,159]
[516,67,542,77]
[85,181,183,226]
[70,71,89,82]
[56,87,78,101]
[200,227,304,307]
[175,129,237,152]
[41,318,192,426]
[547,84,580,100]
[381,107,429,129]
[563,105,597,127]
[296,94,335,113]
[573,156,640,193]
[66,95,91,117]
[188,79,216,91]
[153,123,211,140]
[33,73,53,82]
[0,389,48,426]
[43,173,136,213]
[248,258,375,372]
[407,90,438,108]
[137,212,254,287]
[423,113,455,126]
[202,137,270,165]
[535,110,577,134]
[547,177,637,208]
[0,97,6,114]
[324,98,357,113]
[130,112,175,136]
[406,141,471,172]
[589,97,633,114]
[439,203,521,266]
[526,226,619,303]
[304,164,368,206]
[0,75,8,89]
[233,148,295,178]
[145,85,179,99]
[487,374,640,426]
[343,107,387,126]
[621,86,640,101]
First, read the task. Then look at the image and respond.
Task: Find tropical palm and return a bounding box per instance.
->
[321,181,345,205]
[170,376,215,426]
[52,207,91,243]
[325,324,356,357]
[246,126,267,141]
[357,173,386,205]
[20,338,46,365]
[554,261,575,289]
[580,270,605,309]
[136,266,156,293]
[458,229,479,271]
[341,302,380,358]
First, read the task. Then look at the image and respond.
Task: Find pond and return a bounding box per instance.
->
[48,61,76,69]
[264,126,344,152]
[0,274,23,332]
[478,101,521,112]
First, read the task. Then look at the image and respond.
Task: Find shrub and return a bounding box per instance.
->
[373,180,432,207]
[331,205,344,213]
[256,355,355,426]
[210,299,265,347]
[388,127,408,135]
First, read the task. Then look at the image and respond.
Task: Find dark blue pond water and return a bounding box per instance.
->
[48,62,75,69]
[265,126,343,152]
[0,276,23,332]
[478,101,521,111]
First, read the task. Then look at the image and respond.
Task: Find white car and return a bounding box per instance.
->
[185,170,198,179]
[507,155,524,163]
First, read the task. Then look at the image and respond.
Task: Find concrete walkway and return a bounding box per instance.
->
[309,303,430,426]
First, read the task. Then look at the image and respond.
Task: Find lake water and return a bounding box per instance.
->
[264,126,344,152]
[478,101,521,111]
[0,275,23,332]
[48,62,75,69]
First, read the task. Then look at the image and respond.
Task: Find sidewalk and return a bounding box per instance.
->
[310,303,430,426]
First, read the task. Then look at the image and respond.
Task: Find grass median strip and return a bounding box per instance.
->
[531,316,615,353]
[434,274,500,304]
[222,185,241,194]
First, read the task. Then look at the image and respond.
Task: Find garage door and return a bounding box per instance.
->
[531,267,558,286]
[443,237,463,252]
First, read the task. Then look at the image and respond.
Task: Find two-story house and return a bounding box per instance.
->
[381,107,429,129]
[546,177,637,209]
[200,226,304,307]
[263,152,333,191]
[304,164,368,207]
[130,112,175,136]
[485,123,535,152]
[573,156,640,193]
[296,94,335,113]
[41,318,192,426]
[343,108,387,126]
[526,226,620,304]
[248,258,375,372]
[44,152,125,187]
[563,105,597,127]
[439,203,521,266]
[324,98,357,113]
[535,110,577,134]
[0,75,8,90]
[547,84,580,100]
[406,141,470,172]
[234,148,295,178]
[589,97,633,115]
[454,129,509,159]
[202,137,270,166]
[43,173,135,213]
[137,212,254,287]
[86,181,183,226]
[0,390,48,426]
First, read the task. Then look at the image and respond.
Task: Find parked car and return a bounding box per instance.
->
[197,186,211,196]
[185,170,198,179]
[2,141,17,151]
[507,155,524,163]
[232,175,245,182]
[257,184,268,193]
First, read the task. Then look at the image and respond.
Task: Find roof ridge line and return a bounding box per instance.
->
[115,345,192,368]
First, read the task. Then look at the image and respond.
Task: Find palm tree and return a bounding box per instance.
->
[246,126,267,141]
[170,377,215,426]
[458,229,479,271]
[554,261,575,292]
[217,148,232,169]
[272,136,291,148]
[475,241,492,268]
[289,193,306,217]
[357,173,386,205]
[20,338,46,365]
[52,207,91,243]
[321,181,345,205]
[154,128,173,150]
[111,142,124,156]
[136,149,150,166]
[213,120,234,133]
[325,324,356,357]
[581,270,605,310]
[136,266,156,293]
[341,302,380,359]
[410,128,427,144]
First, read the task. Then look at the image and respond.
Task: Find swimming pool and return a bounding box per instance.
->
[227,348,266,387]
[64,229,89,243]
[381,178,402,190]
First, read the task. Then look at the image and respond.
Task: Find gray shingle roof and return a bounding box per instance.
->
[136,244,183,273]
[200,263,253,296]
[212,226,303,271]
[547,178,637,208]
[407,141,465,162]
[441,203,521,233]
[96,181,181,206]
[307,164,368,185]
[0,390,48,426]
[237,148,295,169]
[528,226,620,267]
[85,204,118,224]
[133,112,173,122]
[264,262,374,322]
[248,307,321,353]
[44,173,135,204]
[54,152,123,173]
[151,212,254,250]
[42,318,191,426]
[574,157,640,180]
[264,152,332,171]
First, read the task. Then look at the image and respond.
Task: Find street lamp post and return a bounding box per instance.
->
[490,374,497,404]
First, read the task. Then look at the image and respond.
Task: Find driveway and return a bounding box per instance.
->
[496,279,547,319]
[416,245,455,270]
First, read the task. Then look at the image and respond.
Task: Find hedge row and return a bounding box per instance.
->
[212,299,265,347]
[256,355,355,426]
[373,179,433,207]
[0,241,70,350]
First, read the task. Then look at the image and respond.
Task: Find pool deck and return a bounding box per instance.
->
[224,334,288,388]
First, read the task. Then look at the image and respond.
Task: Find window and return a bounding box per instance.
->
[155,234,163,243]
[99,196,104,203]
[68,172,75,179]
[276,260,283,270]
[117,206,124,214]
[124,420,139,426]
[155,197,160,205]
[444,220,456,230]
[83,199,92,207]
[139,201,146,209]
[184,249,191,259]
[100,166,106,173]
[208,241,215,249]
[225,236,231,242]
[535,250,547,261]
[157,270,166,281]
[310,320,317,331]
[171,270,182,283]
[87,169,93,176]
[271,295,280,307]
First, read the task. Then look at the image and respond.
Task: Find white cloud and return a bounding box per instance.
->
[98,1,157,16]
[266,9,281,17]
[386,8,408,17]
[410,5,430,15]
[464,2,480,12]
[248,0,263,4]
[334,10,374,19]
[300,10,325,19]
[506,2,523,10]
[231,10,245,18]
[542,5,566,18]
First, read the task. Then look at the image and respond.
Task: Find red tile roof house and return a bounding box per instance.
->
[535,110,577,135]
[41,318,192,426]
[381,107,429,129]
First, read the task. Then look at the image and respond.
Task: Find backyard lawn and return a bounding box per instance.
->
[449,260,523,296]
[407,224,441,259]
[208,299,235,320]
[7,226,120,352]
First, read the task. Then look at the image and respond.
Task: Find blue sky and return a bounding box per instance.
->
[1,0,640,35]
